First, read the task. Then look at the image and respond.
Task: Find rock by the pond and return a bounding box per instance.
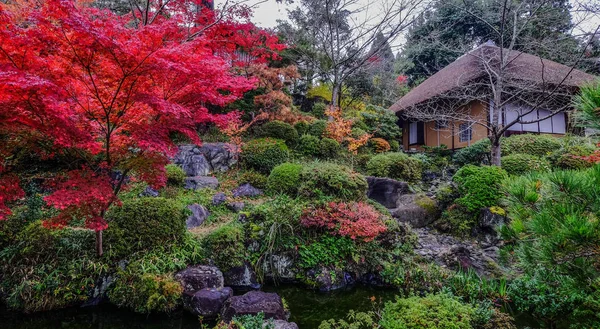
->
[139,186,159,197]
[227,202,246,212]
[224,262,261,291]
[261,253,297,281]
[221,291,287,322]
[366,176,410,209]
[212,192,227,206]
[305,267,354,292]
[270,320,299,329]
[187,204,210,229]
[185,176,219,190]
[391,194,439,228]
[174,143,237,176]
[414,227,502,277]
[82,275,114,307]
[233,183,263,198]
[175,265,224,293]
[476,207,507,246]
[183,287,233,318]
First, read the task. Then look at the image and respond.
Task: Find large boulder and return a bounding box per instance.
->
[305,267,354,292]
[476,207,507,247]
[175,265,224,293]
[366,176,410,209]
[183,287,233,318]
[185,176,219,190]
[223,262,261,291]
[186,204,210,229]
[261,253,297,281]
[233,183,263,198]
[271,320,299,329]
[391,194,439,228]
[221,291,287,322]
[212,192,227,206]
[174,143,237,176]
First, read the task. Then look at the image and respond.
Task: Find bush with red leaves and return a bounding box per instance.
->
[300,202,387,242]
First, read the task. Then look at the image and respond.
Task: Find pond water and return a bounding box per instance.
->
[0,284,541,329]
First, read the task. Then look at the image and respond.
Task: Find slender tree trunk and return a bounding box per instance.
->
[96,230,103,257]
[490,136,501,166]
[331,80,342,108]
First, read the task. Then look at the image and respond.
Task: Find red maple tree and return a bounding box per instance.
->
[0,0,284,255]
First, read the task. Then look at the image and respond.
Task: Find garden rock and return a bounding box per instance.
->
[221,291,287,322]
[305,267,352,292]
[183,287,233,318]
[139,186,159,197]
[233,183,263,198]
[186,204,210,229]
[227,202,246,212]
[212,192,227,206]
[175,265,224,293]
[476,207,507,246]
[414,227,502,277]
[174,143,237,175]
[366,176,410,209]
[262,253,296,281]
[185,176,219,190]
[82,275,114,307]
[271,320,299,329]
[224,262,261,291]
[390,194,439,228]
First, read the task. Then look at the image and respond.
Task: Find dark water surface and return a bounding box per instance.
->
[0,284,541,329]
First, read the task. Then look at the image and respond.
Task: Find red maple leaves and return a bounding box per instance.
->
[0,0,285,247]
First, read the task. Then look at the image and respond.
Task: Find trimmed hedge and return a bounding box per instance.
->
[308,120,327,137]
[105,197,187,258]
[259,120,299,146]
[454,165,507,212]
[501,154,551,175]
[297,134,321,156]
[299,162,368,200]
[267,163,303,195]
[165,164,186,186]
[501,134,562,157]
[320,138,340,158]
[241,138,289,174]
[453,139,491,166]
[239,170,268,189]
[366,152,423,183]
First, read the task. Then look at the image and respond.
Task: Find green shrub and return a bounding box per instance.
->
[0,222,108,312]
[232,313,275,329]
[453,165,507,212]
[501,134,562,157]
[298,235,356,269]
[109,273,182,313]
[202,222,245,272]
[360,104,402,140]
[389,140,400,151]
[308,120,327,137]
[297,134,321,156]
[436,208,477,237]
[241,138,289,174]
[239,170,268,189]
[105,197,187,258]
[299,162,368,200]
[453,139,491,166]
[380,293,476,329]
[259,120,299,146]
[552,144,597,170]
[501,154,550,175]
[267,163,303,195]
[320,138,340,158]
[165,164,186,186]
[366,152,423,183]
[352,119,369,132]
[312,102,328,119]
[351,127,367,138]
[294,121,310,135]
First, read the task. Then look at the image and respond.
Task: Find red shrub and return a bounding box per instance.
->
[301,202,387,242]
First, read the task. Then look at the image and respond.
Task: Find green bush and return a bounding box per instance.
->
[351,127,367,138]
[105,197,187,258]
[299,162,368,200]
[453,165,507,212]
[352,119,370,132]
[453,139,491,166]
[308,120,327,137]
[312,102,328,119]
[320,138,340,158]
[165,164,186,186]
[239,170,268,189]
[366,152,423,183]
[241,138,289,174]
[380,293,476,329]
[501,154,550,176]
[360,104,402,140]
[294,121,310,135]
[436,208,477,237]
[389,140,400,151]
[298,235,356,269]
[501,134,562,157]
[109,273,182,313]
[0,222,108,312]
[297,134,321,156]
[259,120,299,146]
[552,144,597,170]
[267,163,303,195]
[202,222,245,272]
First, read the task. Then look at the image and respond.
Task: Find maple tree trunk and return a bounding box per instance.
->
[96,231,103,257]
[490,136,501,166]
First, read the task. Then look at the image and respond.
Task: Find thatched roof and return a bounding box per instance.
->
[390,43,598,113]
